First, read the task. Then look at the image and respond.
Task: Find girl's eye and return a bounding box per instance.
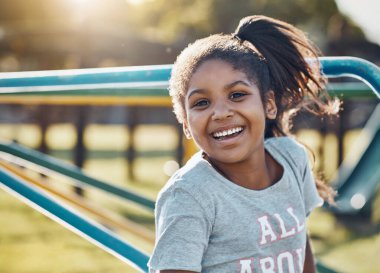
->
[229,92,246,100]
[192,99,209,108]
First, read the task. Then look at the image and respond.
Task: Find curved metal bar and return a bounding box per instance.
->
[0,57,379,99]
[0,167,149,273]
[320,57,380,98]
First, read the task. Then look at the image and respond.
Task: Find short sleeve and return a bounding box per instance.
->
[267,137,324,217]
[301,148,324,217]
[148,187,212,272]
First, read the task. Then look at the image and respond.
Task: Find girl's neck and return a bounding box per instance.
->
[204,149,283,191]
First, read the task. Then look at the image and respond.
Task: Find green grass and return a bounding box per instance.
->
[0,190,138,273]
[308,208,380,273]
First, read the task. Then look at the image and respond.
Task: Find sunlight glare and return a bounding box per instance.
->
[350,193,366,210]
[125,0,153,6]
[163,160,180,176]
[335,0,380,45]
[70,0,91,4]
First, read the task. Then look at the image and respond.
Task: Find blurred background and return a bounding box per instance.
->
[0,0,379,272]
[0,0,379,70]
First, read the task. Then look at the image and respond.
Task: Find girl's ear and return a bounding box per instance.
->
[265,90,277,120]
[182,122,192,139]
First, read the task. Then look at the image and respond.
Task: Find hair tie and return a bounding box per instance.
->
[232,33,243,43]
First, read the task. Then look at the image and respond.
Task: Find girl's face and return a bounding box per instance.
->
[183,59,276,165]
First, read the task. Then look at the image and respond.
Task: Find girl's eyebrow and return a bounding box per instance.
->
[187,80,251,99]
[187,88,206,99]
[224,80,251,90]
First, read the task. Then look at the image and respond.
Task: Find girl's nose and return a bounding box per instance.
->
[211,101,233,121]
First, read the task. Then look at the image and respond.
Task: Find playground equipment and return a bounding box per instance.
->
[327,103,380,216]
[0,160,155,243]
[0,167,150,272]
[0,57,379,273]
[0,64,172,105]
[0,140,155,210]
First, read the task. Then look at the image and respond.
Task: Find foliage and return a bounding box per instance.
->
[125,0,364,49]
[0,0,372,69]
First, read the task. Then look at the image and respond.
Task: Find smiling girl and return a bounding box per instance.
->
[148,15,338,273]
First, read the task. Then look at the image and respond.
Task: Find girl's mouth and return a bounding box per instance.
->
[212,126,244,140]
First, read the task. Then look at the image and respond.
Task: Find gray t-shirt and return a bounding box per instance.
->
[148,137,323,273]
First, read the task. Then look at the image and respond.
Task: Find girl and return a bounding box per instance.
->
[148,15,338,273]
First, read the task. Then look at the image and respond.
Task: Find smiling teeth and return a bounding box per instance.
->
[213,127,243,138]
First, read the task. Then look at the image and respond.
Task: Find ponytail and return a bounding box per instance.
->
[234,15,340,137]
[234,16,339,204]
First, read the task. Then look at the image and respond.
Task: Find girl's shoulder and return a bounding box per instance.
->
[157,151,216,204]
[265,136,308,165]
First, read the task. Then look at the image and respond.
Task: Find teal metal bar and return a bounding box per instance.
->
[316,262,339,273]
[320,57,380,98]
[326,104,380,216]
[0,167,149,273]
[0,57,378,98]
[0,64,172,87]
[0,85,169,97]
[326,82,375,98]
[0,141,155,210]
